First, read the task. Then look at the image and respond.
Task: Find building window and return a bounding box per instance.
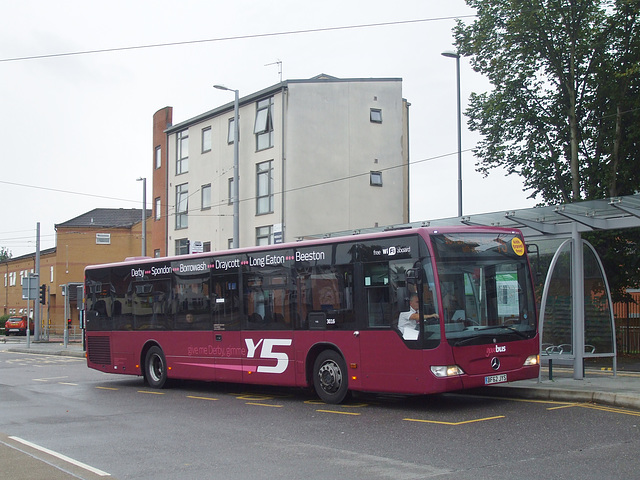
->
[202,126,212,153]
[227,117,238,144]
[155,197,161,220]
[256,160,273,215]
[254,97,274,150]
[201,184,211,210]
[50,266,54,282]
[176,129,189,174]
[370,108,382,123]
[228,177,234,205]
[175,238,189,255]
[256,225,273,246]
[154,249,161,258]
[96,233,111,245]
[155,146,161,169]
[370,171,383,186]
[203,241,211,252]
[176,183,188,230]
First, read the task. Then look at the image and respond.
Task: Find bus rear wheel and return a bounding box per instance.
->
[145,346,167,389]
[313,350,349,404]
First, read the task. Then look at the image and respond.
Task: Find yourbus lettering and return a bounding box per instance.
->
[486,345,507,357]
[245,338,293,374]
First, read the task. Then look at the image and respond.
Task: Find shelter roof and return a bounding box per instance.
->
[317,194,640,241]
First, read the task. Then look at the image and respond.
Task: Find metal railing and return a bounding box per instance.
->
[617,324,640,355]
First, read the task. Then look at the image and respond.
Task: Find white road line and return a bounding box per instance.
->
[9,436,111,477]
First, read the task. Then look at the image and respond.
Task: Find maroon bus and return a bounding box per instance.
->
[84,227,539,403]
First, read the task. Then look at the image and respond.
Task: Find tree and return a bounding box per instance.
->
[454,0,640,204]
[454,0,640,300]
[0,247,10,262]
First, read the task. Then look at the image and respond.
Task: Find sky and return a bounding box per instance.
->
[0,0,538,258]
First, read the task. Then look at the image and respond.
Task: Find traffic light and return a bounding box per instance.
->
[67,318,72,329]
[39,284,46,305]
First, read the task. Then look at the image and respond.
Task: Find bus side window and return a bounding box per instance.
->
[295,265,355,330]
[364,260,419,330]
[243,272,293,331]
[211,274,240,331]
[174,271,211,330]
[364,262,391,327]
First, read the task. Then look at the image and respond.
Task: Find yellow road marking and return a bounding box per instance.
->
[96,386,119,391]
[316,409,361,416]
[403,415,505,425]
[547,403,581,411]
[187,395,218,401]
[246,402,283,408]
[579,403,640,416]
[138,390,165,395]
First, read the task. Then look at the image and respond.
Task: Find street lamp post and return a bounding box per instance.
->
[136,177,147,256]
[214,84,240,248]
[441,50,463,217]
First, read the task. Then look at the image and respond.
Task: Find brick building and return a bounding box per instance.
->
[1,208,150,335]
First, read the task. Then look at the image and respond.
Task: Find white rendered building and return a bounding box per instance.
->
[153,74,410,256]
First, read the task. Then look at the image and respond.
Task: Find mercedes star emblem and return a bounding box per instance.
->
[491,357,501,370]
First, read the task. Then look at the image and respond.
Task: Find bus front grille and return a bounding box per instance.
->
[87,336,112,365]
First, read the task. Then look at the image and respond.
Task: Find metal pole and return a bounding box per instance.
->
[441,51,463,217]
[214,84,240,249]
[232,89,239,248]
[63,285,68,348]
[35,222,40,341]
[572,223,585,380]
[137,177,147,256]
[454,55,462,217]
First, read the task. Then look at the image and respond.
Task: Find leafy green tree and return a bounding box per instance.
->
[454,0,640,203]
[454,0,640,300]
[0,247,10,262]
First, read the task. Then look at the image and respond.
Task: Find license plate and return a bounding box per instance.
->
[485,374,507,385]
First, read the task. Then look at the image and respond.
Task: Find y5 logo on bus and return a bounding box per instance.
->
[245,339,293,374]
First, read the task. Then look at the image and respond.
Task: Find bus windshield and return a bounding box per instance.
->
[430,232,537,346]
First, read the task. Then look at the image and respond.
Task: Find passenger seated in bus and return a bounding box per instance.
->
[398,294,438,339]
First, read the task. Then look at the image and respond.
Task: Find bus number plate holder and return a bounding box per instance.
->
[484,374,507,385]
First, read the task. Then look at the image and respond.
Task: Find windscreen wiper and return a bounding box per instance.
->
[453,326,531,347]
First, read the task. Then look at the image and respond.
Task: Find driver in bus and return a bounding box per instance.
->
[398,294,439,339]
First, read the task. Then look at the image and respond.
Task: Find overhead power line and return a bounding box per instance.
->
[0,180,138,204]
[0,15,475,63]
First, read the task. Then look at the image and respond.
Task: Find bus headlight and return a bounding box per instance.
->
[430,365,465,377]
[523,355,539,366]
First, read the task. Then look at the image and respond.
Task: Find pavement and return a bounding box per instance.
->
[2,339,640,479]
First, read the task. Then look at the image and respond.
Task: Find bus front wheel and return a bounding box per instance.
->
[313,350,349,404]
[144,346,167,389]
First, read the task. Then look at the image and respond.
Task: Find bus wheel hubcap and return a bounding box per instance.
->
[150,356,163,382]
[318,361,341,393]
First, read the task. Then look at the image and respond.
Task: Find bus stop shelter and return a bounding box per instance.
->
[321,193,640,380]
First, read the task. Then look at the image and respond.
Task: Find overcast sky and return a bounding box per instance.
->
[0,0,538,258]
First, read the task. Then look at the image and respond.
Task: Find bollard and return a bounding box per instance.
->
[548,359,553,381]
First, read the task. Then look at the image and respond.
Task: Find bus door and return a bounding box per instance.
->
[210,273,243,383]
[357,258,427,393]
[241,270,297,386]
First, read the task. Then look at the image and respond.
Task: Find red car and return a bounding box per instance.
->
[4,316,34,336]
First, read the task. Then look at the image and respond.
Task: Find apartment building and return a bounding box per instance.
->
[152,74,410,256]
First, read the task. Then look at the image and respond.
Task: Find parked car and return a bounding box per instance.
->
[4,316,34,336]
